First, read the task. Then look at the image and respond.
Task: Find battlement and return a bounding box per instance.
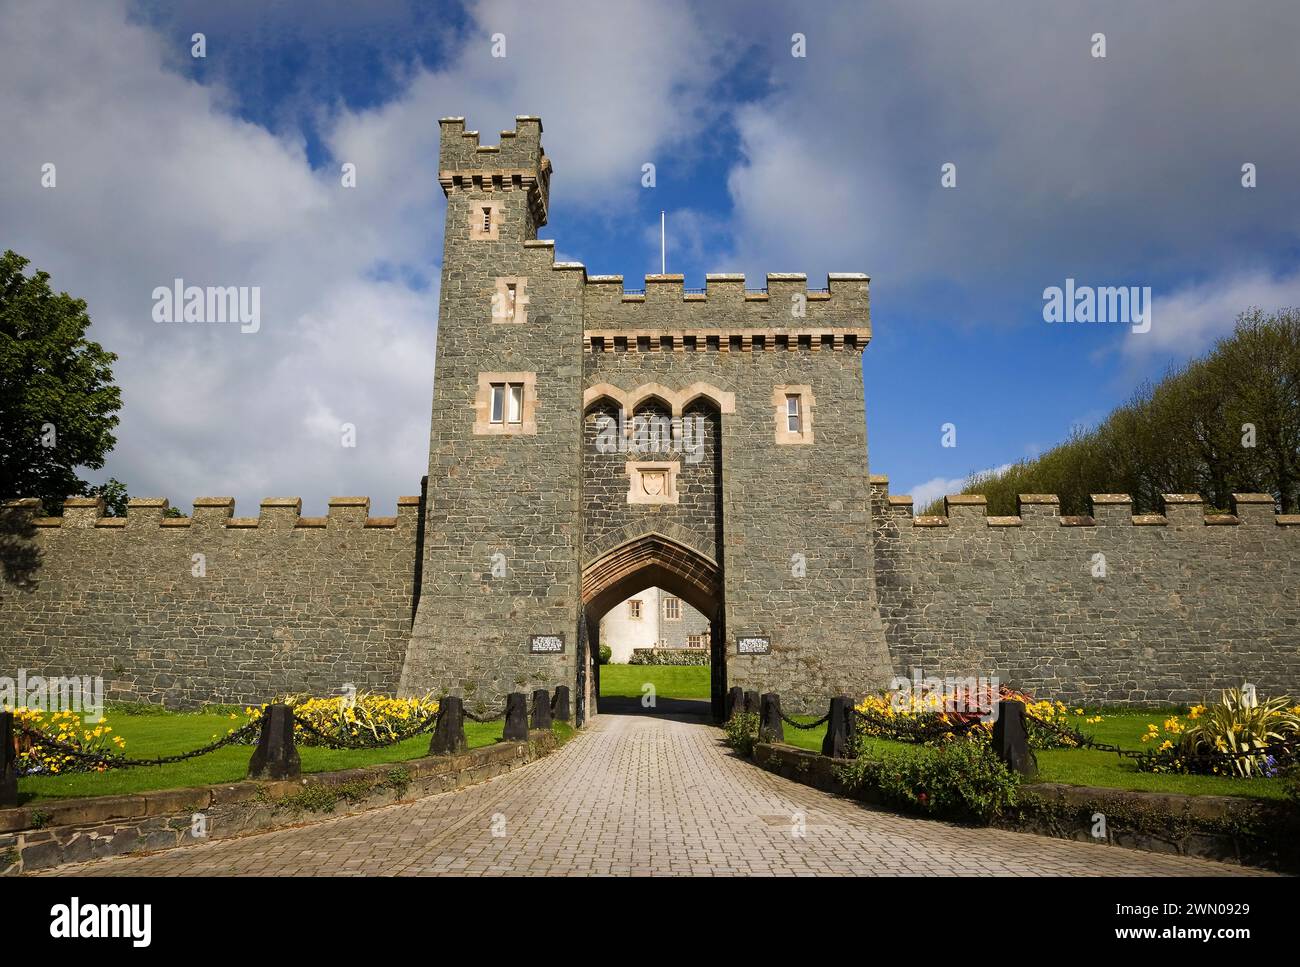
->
[866,479,1298,531]
[5,495,423,531]
[438,116,549,228]
[572,269,870,345]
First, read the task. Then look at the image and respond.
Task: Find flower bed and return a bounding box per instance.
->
[11,709,127,776]
[1137,688,1300,777]
[243,692,440,746]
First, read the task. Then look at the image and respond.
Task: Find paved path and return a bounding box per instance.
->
[41,706,1267,876]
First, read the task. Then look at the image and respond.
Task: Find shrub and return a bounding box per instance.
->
[598,645,612,665]
[838,738,1020,822]
[11,708,126,776]
[1285,763,1300,804]
[724,712,759,757]
[1139,688,1300,777]
[628,648,709,666]
[245,692,439,747]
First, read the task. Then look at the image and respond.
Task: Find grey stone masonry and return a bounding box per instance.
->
[0,496,421,707]
[871,482,1300,705]
[401,115,895,712]
[401,117,582,704]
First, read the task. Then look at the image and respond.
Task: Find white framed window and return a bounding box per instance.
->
[686,634,706,649]
[475,372,536,436]
[773,385,814,444]
[664,597,681,621]
[489,382,525,425]
[629,599,642,619]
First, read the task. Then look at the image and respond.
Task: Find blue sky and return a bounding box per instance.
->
[4,0,1300,513]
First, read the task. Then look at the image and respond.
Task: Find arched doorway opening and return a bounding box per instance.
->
[581,533,725,721]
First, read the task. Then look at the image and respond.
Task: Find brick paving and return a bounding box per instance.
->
[40,708,1270,877]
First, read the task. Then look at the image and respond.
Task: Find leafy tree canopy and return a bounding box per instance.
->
[0,250,123,513]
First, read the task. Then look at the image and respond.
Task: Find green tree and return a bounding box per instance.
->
[925,308,1300,515]
[0,250,122,513]
[89,476,129,517]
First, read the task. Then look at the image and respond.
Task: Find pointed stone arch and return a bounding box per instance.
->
[581,532,721,621]
[583,381,735,418]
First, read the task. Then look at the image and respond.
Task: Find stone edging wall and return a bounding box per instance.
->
[753,741,1299,873]
[0,729,560,875]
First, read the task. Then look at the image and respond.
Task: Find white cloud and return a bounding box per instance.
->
[0,0,726,513]
[903,463,1015,514]
[1129,270,1300,357]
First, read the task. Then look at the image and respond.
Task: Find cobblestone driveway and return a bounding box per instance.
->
[41,706,1268,876]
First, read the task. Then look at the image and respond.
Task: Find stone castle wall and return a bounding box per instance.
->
[871,482,1300,704]
[3,114,1297,713]
[0,495,420,707]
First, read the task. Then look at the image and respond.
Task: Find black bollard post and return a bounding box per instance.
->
[725,686,744,720]
[758,693,785,744]
[248,704,301,779]
[531,689,553,730]
[743,690,760,716]
[503,692,529,741]
[1,711,17,807]
[429,696,468,756]
[820,696,855,759]
[551,685,571,722]
[992,699,1038,777]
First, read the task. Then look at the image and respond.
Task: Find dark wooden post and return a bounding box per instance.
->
[725,686,744,719]
[248,704,301,779]
[1,711,18,807]
[531,689,553,729]
[743,690,760,715]
[820,696,855,759]
[503,692,529,741]
[758,693,785,744]
[992,699,1038,777]
[552,685,571,722]
[429,696,467,755]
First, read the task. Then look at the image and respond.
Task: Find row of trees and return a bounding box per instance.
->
[926,308,1300,517]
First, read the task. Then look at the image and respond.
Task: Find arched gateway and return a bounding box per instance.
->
[399,115,895,723]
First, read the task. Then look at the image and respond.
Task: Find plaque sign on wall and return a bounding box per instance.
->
[529,634,565,655]
[735,634,771,655]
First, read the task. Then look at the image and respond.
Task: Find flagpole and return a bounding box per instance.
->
[660,210,666,274]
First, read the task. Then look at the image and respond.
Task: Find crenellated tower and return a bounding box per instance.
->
[400,117,585,707]
[402,113,895,717]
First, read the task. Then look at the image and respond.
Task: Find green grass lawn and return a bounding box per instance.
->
[17,708,573,804]
[598,664,711,700]
[771,708,1290,802]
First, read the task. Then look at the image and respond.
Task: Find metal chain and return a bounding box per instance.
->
[851,706,983,742]
[779,711,830,730]
[289,710,439,749]
[17,720,261,770]
[462,707,506,723]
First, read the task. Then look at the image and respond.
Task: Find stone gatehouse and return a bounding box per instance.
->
[2,115,1298,718]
